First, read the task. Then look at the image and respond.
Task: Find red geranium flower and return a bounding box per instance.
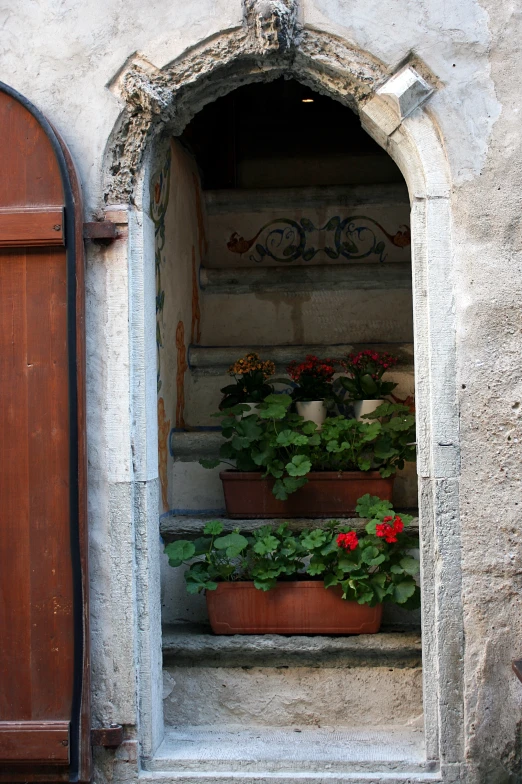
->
[376,515,404,544]
[336,531,359,551]
[393,516,404,534]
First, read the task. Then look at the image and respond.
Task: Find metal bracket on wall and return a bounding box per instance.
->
[512,660,522,683]
[83,221,120,244]
[91,724,124,748]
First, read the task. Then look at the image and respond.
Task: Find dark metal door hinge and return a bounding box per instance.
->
[91,724,124,748]
[83,221,120,243]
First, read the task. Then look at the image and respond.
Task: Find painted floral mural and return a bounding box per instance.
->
[151,148,172,511]
[151,146,172,393]
[227,216,410,263]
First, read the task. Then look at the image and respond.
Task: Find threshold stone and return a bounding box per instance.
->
[142,726,441,781]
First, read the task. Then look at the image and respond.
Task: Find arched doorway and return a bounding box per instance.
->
[156,69,423,750]
[102,16,462,778]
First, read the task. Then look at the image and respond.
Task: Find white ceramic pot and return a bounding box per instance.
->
[296,400,327,429]
[235,402,259,421]
[353,399,384,421]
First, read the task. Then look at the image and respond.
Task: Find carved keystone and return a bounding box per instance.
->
[244,0,299,53]
[361,65,434,140]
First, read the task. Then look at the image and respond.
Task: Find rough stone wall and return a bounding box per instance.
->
[1,1,522,782]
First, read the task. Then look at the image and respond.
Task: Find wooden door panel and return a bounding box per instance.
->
[26,248,73,721]
[0,250,32,720]
[0,208,65,246]
[0,84,89,781]
[0,722,70,764]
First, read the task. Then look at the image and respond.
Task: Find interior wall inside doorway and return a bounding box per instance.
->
[153,140,207,514]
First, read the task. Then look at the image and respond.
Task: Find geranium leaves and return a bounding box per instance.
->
[392,580,417,604]
[273,475,308,499]
[301,529,328,549]
[204,520,224,536]
[286,454,312,476]
[201,398,415,501]
[357,494,394,519]
[400,556,420,576]
[276,430,308,447]
[164,540,195,567]
[164,497,420,610]
[214,532,249,558]
[199,458,221,469]
[257,394,292,419]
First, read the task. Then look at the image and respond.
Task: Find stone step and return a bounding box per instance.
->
[141,727,440,782]
[189,343,414,376]
[162,627,422,668]
[161,625,423,728]
[200,262,412,295]
[205,183,410,213]
[198,287,413,346]
[169,430,222,462]
[160,514,419,543]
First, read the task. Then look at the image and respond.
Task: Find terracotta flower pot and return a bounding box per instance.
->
[206,581,383,635]
[219,470,394,518]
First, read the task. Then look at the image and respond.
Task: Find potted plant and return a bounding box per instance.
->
[164,495,420,634]
[339,350,398,420]
[219,352,277,415]
[202,396,416,517]
[287,354,336,428]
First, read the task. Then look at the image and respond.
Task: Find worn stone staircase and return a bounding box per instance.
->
[147,623,431,783]
[155,186,428,780]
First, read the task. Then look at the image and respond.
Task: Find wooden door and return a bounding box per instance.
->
[0,83,90,781]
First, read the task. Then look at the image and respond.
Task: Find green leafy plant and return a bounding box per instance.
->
[164,495,420,608]
[339,349,398,400]
[164,520,249,594]
[320,495,420,607]
[219,352,277,410]
[202,396,416,500]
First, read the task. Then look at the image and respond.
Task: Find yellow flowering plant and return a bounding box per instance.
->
[219,352,278,410]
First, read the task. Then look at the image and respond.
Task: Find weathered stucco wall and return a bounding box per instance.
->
[1,0,521,782]
[450,3,522,780]
[0,0,499,209]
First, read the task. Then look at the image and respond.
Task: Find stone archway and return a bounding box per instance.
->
[101,4,463,777]
[104,1,423,204]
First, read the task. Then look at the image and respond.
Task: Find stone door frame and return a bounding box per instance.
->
[95,7,463,778]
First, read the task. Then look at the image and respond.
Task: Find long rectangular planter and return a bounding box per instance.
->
[220,470,394,518]
[206,581,383,635]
